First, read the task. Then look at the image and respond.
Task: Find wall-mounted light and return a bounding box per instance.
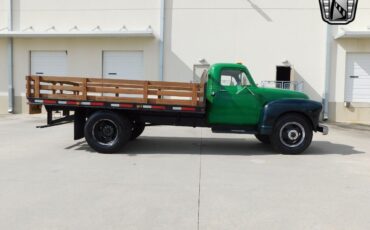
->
[282,60,291,66]
[198,58,208,64]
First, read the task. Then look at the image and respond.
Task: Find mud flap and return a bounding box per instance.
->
[74,109,86,140]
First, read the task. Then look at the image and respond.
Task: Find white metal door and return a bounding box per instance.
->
[345,53,370,103]
[103,51,144,80]
[31,51,67,76]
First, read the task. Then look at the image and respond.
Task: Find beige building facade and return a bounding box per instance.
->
[0,0,369,124]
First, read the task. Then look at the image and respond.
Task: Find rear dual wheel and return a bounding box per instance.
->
[84,111,132,153]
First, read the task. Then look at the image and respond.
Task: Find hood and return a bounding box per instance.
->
[251,87,309,104]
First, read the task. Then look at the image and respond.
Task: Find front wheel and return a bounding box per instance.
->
[270,114,313,154]
[84,111,132,153]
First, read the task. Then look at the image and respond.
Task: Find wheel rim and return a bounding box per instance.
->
[279,122,305,148]
[92,119,119,146]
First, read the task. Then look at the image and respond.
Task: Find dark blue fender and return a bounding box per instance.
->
[258,99,323,135]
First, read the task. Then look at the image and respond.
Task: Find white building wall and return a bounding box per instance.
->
[8,0,160,34]
[164,0,327,101]
[0,0,9,29]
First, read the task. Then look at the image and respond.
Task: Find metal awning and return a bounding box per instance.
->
[0,30,154,38]
[335,30,370,39]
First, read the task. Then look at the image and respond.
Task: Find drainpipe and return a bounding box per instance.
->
[7,0,14,113]
[323,24,332,121]
[159,0,165,81]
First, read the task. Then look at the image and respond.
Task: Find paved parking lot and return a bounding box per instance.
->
[1,114,370,230]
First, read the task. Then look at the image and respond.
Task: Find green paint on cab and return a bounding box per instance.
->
[206,63,309,125]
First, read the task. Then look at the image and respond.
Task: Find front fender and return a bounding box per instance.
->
[258,99,322,135]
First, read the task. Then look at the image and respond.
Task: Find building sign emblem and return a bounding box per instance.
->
[319,0,358,24]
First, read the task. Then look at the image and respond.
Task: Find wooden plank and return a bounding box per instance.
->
[148,85,194,91]
[52,83,56,95]
[149,80,196,87]
[39,94,84,100]
[27,76,38,81]
[34,76,40,98]
[41,80,80,86]
[88,78,146,85]
[143,81,148,103]
[87,87,144,95]
[87,83,145,89]
[87,96,145,103]
[40,85,83,92]
[157,89,162,99]
[115,86,119,97]
[149,98,193,106]
[82,78,87,100]
[26,76,31,97]
[148,90,193,97]
[192,84,198,106]
[36,76,86,83]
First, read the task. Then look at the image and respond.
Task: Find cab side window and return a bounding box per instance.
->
[220,69,250,87]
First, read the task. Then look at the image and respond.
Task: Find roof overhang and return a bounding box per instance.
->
[335,30,370,39]
[0,30,154,38]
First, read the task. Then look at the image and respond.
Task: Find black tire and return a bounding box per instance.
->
[84,111,132,153]
[255,134,271,144]
[270,114,313,154]
[130,121,145,140]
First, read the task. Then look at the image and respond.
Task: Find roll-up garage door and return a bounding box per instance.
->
[30,51,68,76]
[103,51,144,80]
[345,53,370,103]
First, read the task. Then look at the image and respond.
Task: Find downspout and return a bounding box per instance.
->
[7,0,14,113]
[323,24,332,120]
[159,0,165,81]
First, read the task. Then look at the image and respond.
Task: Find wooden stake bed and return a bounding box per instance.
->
[26,76,206,114]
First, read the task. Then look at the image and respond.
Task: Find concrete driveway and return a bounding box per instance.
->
[0,114,370,230]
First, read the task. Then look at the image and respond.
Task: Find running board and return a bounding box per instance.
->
[211,127,257,134]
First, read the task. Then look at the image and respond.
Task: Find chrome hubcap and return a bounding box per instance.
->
[288,130,299,140]
[279,122,305,148]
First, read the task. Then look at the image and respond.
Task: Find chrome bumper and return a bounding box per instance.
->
[317,124,329,135]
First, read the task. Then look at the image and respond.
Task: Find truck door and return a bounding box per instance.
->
[208,68,261,125]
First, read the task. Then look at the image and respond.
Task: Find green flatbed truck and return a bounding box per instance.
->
[27,63,328,154]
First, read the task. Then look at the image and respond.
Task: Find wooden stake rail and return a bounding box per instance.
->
[26,76,205,107]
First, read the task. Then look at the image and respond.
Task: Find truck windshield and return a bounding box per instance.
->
[220,69,250,87]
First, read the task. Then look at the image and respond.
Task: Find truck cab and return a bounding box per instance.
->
[206,63,308,126]
[203,63,327,154]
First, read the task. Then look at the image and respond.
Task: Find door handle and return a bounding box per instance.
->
[211,90,227,96]
[35,72,44,75]
[350,75,359,79]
